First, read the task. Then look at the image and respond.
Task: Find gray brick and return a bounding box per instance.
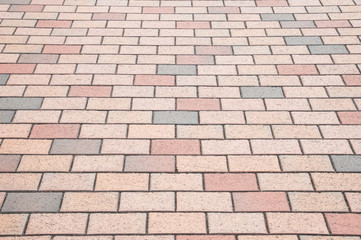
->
[0,155,21,172]
[281,21,316,28]
[0,98,43,110]
[0,111,15,123]
[331,155,361,172]
[153,111,199,124]
[0,75,9,85]
[124,156,175,172]
[2,192,62,212]
[158,65,196,75]
[261,14,295,21]
[241,87,284,98]
[50,139,101,154]
[309,45,348,55]
[285,37,323,45]
[0,0,30,3]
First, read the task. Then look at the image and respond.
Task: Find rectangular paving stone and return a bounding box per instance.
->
[0,155,21,172]
[50,139,101,154]
[1,192,62,212]
[309,45,349,54]
[241,87,284,98]
[0,0,31,3]
[0,98,43,110]
[158,65,196,75]
[153,111,199,124]
[285,37,323,45]
[0,74,9,85]
[261,14,295,21]
[0,111,15,123]
[124,156,175,172]
[281,21,316,28]
[331,155,361,172]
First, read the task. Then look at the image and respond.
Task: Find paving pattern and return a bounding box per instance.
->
[0,0,361,239]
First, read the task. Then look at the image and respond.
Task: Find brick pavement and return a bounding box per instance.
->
[0,0,361,238]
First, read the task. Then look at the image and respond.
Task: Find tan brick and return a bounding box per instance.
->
[151,173,203,191]
[177,156,228,172]
[0,173,41,191]
[18,155,72,172]
[61,192,119,212]
[149,213,206,234]
[119,192,174,211]
[96,173,149,191]
[177,192,232,211]
[27,214,88,234]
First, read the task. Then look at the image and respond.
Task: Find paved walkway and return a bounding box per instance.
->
[0,0,361,238]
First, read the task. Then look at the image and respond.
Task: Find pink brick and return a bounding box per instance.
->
[208,7,240,13]
[0,64,35,74]
[326,214,361,235]
[134,75,175,86]
[177,21,210,29]
[338,112,361,124]
[152,140,200,155]
[278,65,318,75]
[93,13,126,20]
[43,45,81,54]
[143,7,174,14]
[315,20,351,28]
[343,75,361,86]
[204,174,258,191]
[37,20,72,28]
[196,46,232,55]
[233,192,290,212]
[256,0,288,6]
[68,86,112,97]
[177,98,220,110]
[177,55,214,65]
[252,140,302,154]
[30,124,80,138]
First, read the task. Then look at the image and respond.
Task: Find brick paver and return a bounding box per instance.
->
[0,0,361,238]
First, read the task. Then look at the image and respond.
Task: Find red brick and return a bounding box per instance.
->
[326,214,361,235]
[152,140,200,155]
[204,174,258,191]
[343,75,361,86]
[233,192,290,212]
[30,124,80,138]
[177,98,220,110]
[37,20,72,28]
[143,7,174,14]
[68,86,112,97]
[0,64,35,74]
[278,65,318,75]
[43,45,81,54]
[338,112,361,124]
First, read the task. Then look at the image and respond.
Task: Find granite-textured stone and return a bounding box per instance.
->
[0,98,43,110]
[158,65,196,75]
[331,155,361,172]
[0,111,15,123]
[153,111,199,124]
[285,37,323,45]
[309,45,348,55]
[50,139,101,154]
[241,87,284,98]
[0,75,9,85]
[2,192,62,212]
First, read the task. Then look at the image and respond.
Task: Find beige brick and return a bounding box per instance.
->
[96,173,149,191]
[119,192,174,211]
[177,156,228,172]
[151,173,203,191]
[61,192,119,212]
[177,192,232,211]
[208,213,267,233]
[149,213,206,234]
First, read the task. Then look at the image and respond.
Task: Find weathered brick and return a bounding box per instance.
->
[2,192,62,212]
